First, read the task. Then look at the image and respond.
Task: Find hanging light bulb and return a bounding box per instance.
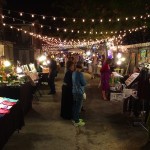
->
[63,18,66,21]
[24,31,27,33]
[42,16,45,19]
[20,12,23,16]
[109,19,111,22]
[2,15,4,19]
[10,26,13,29]
[100,19,103,22]
[117,18,120,21]
[125,17,128,20]
[133,16,136,20]
[64,29,67,32]
[82,19,85,22]
[53,17,56,20]
[92,19,94,22]
[71,30,74,33]
[31,14,34,18]
[41,25,43,28]
[73,18,76,22]
[57,28,59,31]
[3,23,6,26]
[32,23,35,26]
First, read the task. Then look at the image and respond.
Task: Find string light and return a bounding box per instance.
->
[3,23,6,26]
[31,14,34,18]
[63,18,66,21]
[3,9,149,24]
[57,28,59,31]
[32,23,35,26]
[73,18,76,22]
[64,29,67,32]
[41,25,43,28]
[2,15,4,19]
[133,17,136,20]
[42,16,45,19]
[20,12,23,16]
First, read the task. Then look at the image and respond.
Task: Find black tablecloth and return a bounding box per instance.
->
[0,82,33,115]
[0,101,24,149]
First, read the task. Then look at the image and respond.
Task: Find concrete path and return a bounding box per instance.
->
[3,70,150,150]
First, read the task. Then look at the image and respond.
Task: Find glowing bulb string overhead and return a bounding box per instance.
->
[1,14,148,36]
[3,9,150,23]
[2,22,116,48]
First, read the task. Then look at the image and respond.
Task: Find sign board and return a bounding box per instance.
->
[125,73,139,86]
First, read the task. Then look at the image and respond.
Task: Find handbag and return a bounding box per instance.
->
[83,92,86,100]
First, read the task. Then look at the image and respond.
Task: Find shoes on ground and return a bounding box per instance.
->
[73,119,85,127]
[72,118,83,123]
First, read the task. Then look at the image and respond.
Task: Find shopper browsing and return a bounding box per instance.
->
[72,62,86,127]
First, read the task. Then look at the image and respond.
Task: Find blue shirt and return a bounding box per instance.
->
[72,71,86,94]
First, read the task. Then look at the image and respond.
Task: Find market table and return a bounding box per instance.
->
[0,101,24,149]
[0,82,33,115]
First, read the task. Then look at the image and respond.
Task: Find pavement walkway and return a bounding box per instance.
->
[3,70,150,150]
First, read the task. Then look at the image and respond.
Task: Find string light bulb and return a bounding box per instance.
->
[2,15,4,19]
[57,28,59,31]
[73,18,76,22]
[82,19,85,22]
[133,17,136,20]
[100,19,103,22]
[63,18,66,21]
[117,18,120,21]
[125,17,128,20]
[109,19,111,22]
[92,19,94,22]
[20,12,23,16]
[31,14,34,18]
[42,16,45,19]
[41,25,43,28]
[53,17,56,20]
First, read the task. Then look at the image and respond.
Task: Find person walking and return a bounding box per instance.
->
[100,58,112,100]
[48,58,57,94]
[60,61,74,119]
[72,62,86,126]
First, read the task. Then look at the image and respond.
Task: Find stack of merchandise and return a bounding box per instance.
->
[0,97,18,117]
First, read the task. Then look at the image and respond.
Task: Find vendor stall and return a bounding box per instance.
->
[0,97,24,149]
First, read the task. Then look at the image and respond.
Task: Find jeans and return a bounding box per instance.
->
[72,93,83,123]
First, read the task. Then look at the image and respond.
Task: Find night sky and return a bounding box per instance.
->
[3,0,150,43]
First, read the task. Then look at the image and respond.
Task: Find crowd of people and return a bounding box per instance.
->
[58,54,113,127]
